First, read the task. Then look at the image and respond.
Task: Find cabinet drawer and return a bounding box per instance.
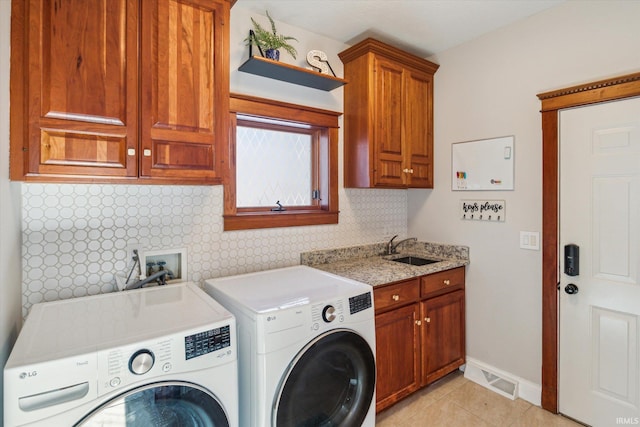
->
[421,267,465,297]
[374,279,420,313]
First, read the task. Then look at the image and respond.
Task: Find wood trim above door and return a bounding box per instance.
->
[537,71,640,413]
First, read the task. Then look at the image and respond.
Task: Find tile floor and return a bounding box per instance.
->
[375,371,584,427]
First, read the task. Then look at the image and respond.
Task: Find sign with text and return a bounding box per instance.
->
[460,200,506,222]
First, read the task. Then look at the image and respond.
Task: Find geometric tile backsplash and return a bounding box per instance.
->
[22,183,407,317]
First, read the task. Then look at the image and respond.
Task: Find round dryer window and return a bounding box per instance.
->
[75,382,230,426]
[273,329,376,427]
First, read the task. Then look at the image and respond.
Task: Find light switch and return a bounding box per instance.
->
[520,231,540,250]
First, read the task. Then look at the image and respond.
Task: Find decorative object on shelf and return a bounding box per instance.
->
[245,10,298,61]
[459,200,506,222]
[306,50,337,77]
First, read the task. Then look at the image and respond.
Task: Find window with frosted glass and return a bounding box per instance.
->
[236,123,314,208]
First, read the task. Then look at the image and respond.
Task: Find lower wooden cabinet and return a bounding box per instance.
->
[374,267,465,412]
[421,290,465,385]
[374,303,420,410]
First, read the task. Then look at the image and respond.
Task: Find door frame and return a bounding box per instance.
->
[537,72,640,413]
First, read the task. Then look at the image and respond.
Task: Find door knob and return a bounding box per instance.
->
[564,283,579,295]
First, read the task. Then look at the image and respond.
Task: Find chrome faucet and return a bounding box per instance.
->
[387,235,418,255]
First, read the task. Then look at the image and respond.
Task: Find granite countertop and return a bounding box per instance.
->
[300,241,469,287]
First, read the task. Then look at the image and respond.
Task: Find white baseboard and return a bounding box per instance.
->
[464,357,541,406]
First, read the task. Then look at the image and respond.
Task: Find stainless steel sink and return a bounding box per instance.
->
[390,256,439,266]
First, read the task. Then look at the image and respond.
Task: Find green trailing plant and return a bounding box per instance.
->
[245,10,298,59]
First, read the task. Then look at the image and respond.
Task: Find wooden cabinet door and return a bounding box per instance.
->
[140,0,229,182]
[372,56,404,187]
[375,303,420,412]
[404,68,434,188]
[421,290,465,386]
[21,0,138,178]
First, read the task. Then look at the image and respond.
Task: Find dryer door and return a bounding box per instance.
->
[273,329,375,427]
[75,381,229,426]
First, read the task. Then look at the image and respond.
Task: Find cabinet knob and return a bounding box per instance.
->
[402,168,409,173]
[127,148,136,156]
[392,294,400,301]
[143,149,152,157]
[425,317,431,323]
[409,168,414,174]
[443,279,450,286]
[415,320,422,326]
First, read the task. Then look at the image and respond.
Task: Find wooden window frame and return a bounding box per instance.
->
[224,94,340,231]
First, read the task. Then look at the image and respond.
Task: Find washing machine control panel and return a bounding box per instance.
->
[97,322,235,397]
[184,325,231,360]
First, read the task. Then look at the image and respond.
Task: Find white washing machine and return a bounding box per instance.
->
[4,283,238,426]
[204,265,376,427]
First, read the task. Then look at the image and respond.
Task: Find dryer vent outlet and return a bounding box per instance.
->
[464,361,518,400]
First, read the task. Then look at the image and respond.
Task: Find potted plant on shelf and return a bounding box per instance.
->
[245,10,298,61]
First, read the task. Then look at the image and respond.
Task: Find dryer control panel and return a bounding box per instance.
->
[310,292,373,330]
[311,300,345,328]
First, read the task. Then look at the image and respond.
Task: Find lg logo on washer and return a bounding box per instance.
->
[19,371,37,379]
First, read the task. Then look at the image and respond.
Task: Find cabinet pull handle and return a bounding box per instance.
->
[415,320,422,326]
[425,317,431,323]
[443,279,450,286]
[392,294,400,301]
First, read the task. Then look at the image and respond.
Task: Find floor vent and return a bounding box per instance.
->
[464,361,519,400]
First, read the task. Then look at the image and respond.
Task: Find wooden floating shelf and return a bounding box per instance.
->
[238,56,347,91]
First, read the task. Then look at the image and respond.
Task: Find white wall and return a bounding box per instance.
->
[0,0,24,421]
[409,0,640,385]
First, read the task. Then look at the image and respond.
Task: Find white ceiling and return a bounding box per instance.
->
[236,0,565,57]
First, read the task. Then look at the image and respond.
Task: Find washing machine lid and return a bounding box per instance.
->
[7,283,234,366]
[206,265,372,313]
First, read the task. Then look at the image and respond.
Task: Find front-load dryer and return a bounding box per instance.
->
[4,283,238,426]
[205,265,376,427]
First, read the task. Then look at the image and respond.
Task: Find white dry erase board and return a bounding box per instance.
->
[451,136,514,191]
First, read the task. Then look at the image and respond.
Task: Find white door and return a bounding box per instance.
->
[559,96,640,426]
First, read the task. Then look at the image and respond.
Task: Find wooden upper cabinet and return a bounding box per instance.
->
[140,0,229,181]
[12,0,139,179]
[373,57,404,187]
[339,38,439,188]
[10,0,231,183]
[405,69,435,188]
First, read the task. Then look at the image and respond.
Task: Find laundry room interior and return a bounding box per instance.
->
[1,0,639,426]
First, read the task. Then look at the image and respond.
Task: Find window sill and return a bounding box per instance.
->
[223,210,339,231]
